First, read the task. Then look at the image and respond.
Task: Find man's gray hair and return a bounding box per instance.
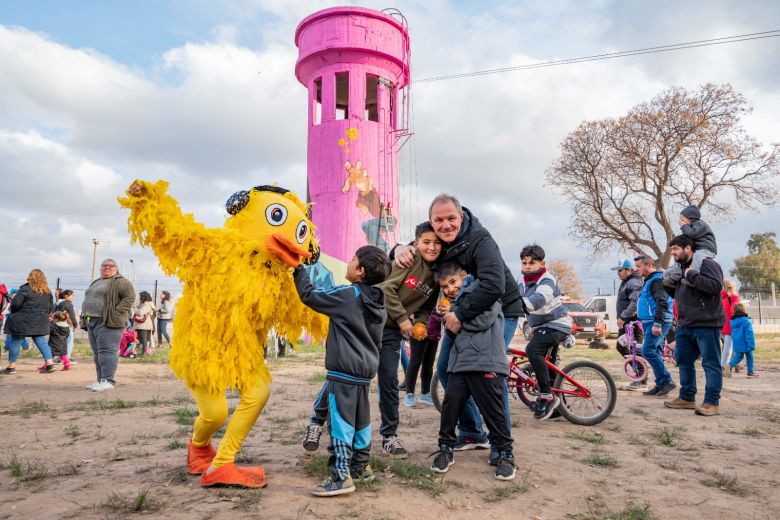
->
[634,255,654,267]
[428,193,463,218]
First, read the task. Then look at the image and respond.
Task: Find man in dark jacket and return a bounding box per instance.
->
[662,235,725,416]
[394,194,522,460]
[293,245,390,497]
[612,259,643,359]
[634,256,676,397]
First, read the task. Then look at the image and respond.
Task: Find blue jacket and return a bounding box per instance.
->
[730,312,755,353]
[637,271,673,326]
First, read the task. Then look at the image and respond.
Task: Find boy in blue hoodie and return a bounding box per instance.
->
[293,245,391,497]
[728,303,758,378]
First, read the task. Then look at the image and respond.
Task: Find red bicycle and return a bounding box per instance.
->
[431,340,617,426]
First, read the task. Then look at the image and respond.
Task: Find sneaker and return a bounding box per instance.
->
[302,423,324,455]
[626,380,647,391]
[92,380,115,392]
[53,356,62,364]
[430,445,454,473]
[39,364,56,374]
[695,403,721,416]
[351,465,375,482]
[747,372,759,378]
[398,381,406,391]
[382,435,408,459]
[85,381,101,390]
[533,396,560,420]
[310,476,355,497]
[664,397,696,409]
[655,382,677,397]
[1,367,16,375]
[643,386,661,396]
[494,452,517,481]
[453,437,490,451]
[418,393,434,406]
[403,393,417,407]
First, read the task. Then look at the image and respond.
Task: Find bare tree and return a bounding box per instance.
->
[547,259,584,300]
[546,84,779,267]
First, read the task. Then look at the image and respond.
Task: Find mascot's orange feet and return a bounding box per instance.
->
[200,463,268,488]
[187,440,217,475]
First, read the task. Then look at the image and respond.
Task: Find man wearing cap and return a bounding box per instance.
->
[612,259,644,387]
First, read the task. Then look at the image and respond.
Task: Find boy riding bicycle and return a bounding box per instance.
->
[518,244,573,420]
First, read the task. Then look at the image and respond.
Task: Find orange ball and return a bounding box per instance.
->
[412,322,428,340]
[439,297,452,312]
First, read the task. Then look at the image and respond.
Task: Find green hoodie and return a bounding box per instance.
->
[376,252,437,329]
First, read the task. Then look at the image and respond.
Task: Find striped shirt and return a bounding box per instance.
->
[518,272,572,334]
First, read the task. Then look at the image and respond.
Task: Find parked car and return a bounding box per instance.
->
[561,298,607,340]
[583,295,618,334]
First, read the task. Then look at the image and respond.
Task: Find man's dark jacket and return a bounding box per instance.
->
[616,272,643,320]
[665,257,725,328]
[439,208,523,321]
[3,284,53,336]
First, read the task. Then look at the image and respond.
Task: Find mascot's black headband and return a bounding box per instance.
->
[226,185,290,216]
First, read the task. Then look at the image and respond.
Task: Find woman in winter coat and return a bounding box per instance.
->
[1,269,55,374]
[720,279,740,375]
[727,303,757,378]
[132,291,156,356]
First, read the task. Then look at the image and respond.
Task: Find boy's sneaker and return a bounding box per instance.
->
[1,367,16,375]
[533,396,560,420]
[494,452,517,481]
[302,423,324,455]
[453,437,490,451]
[92,380,115,392]
[382,435,408,459]
[418,393,434,406]
[430,445,454,473]
[403,393,416,407]
[351,465,375,482]
[310,475,355,497]
[85,381,101,390]
[747,372,759,378]
[39,364,56,374]
[398,381,406,390]
[626,380,646,391]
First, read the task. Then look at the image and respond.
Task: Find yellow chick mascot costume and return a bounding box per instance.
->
[119,180,328,488]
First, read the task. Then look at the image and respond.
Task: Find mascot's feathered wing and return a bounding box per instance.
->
[119,180,328,488]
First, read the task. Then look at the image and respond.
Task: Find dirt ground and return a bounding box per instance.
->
[1,338,779,520]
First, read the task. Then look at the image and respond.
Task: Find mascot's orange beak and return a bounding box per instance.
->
[267,233,312,268]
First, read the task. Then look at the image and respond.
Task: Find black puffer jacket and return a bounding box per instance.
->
[3,284,53,336]
[666,258,725,328]
[439,208,523,320]
[617,272,643,320]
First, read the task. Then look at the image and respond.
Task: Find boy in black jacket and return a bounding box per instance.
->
[293,245,391,497]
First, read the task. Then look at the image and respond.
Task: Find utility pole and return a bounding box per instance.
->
[90,239,99,281]
[772,282,777,308]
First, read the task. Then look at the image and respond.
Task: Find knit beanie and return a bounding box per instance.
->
[680,205,701,221]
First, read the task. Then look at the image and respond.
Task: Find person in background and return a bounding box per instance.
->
[720,280,740,376]
[132,291,156,356]
[55,290,78,363]
[48,310,73,370]
[727,303,758,378]
[157,291,173,346]
[1,269,55,374]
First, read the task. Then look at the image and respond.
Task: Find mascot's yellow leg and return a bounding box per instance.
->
[190,381,271,468]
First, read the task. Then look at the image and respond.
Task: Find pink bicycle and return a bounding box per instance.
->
[622,321,675,383]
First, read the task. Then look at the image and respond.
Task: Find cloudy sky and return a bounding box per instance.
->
[1,0,778,299]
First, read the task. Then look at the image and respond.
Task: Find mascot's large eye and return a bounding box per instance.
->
[295,220,309,244]
[265,204,288,226]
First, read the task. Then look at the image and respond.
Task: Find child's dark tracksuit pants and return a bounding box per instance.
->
[325,375,372,481]
[438,372,513,453]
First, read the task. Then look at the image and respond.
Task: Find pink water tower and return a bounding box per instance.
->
[295,6,411,281]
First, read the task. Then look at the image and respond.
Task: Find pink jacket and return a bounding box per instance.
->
[720,291,740,335]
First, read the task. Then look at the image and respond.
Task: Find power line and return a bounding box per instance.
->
[415,30,780,83]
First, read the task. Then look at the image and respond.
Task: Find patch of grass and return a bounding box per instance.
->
[758,408,780,424]
[10,456,49,481]
[9,401,50,418]
[165,439,186,451]
[65,425,80,439]
[56,462,81,476]
[628,407,649,417]
[8,451,22,477]
[568,430,606,445]
[388,459,447,496]
[581,452,619,468]
[573,496,654,520]
[700,470,748,496]
[369,455,387,473]
[308,371,327,384]
[102,487,162,513]
[657,459,679,471]
[234,448,255,464]
[483,469,530,502]
[173,407,198,425]
[657,426,681,447]
[740,426,763,438]
[702,441,737,451]
[605,424,623,433]
[404,411,419,428]
[305,455,329,479]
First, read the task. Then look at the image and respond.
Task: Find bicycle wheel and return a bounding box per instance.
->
[430,372,445,413]
[623,357,648,382]
[514,363,539,408]
[554,360,617,426]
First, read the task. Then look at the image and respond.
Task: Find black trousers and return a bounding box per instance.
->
[310,382,329,426]
[326,380,371,480]
[378,327,402,437]
[438,372,513,453]
[404,338,438,394]
[526,327,567,395]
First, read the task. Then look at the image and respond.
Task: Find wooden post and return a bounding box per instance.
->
[757,293,763,324]
[153,280,158,305]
